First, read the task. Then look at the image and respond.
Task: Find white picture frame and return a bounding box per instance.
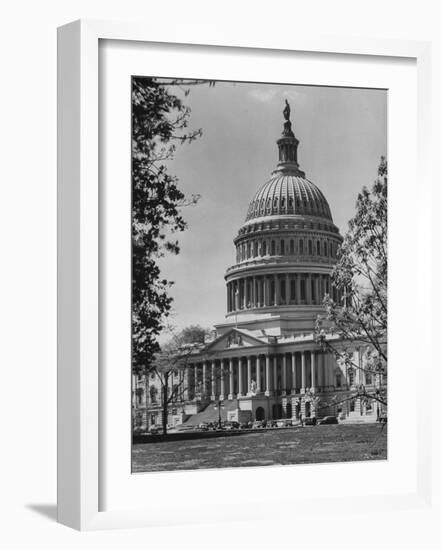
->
[57,19,432,531]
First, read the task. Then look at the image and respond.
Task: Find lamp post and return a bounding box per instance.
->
[213,399,225,429]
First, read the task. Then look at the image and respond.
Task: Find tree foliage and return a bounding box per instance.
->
[131,77,202,375]
[316,156,388,406]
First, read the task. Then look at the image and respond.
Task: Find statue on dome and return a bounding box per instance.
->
[282,99,294,137]
[283,99,291,121]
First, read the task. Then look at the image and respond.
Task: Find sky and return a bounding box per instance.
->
[152,80,387,336]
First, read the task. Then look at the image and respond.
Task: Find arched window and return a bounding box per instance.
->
[281,197,285,208]
[254,241,258,257]
[247,242,251,258]
[289,197,294,208]
[329,242,333,257]
[290,239,294,254]
[280,239,285,255]
[299,239,304,254]
[317,241,321,255]
[271,240,276,255]
[324,241,328,256]
[273,198,278,208]
[262,241,267,256]
[308,240,313,255]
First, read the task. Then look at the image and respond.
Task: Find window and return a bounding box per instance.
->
[336,373,342,387]
[365,372,373,385]
[290,239,294,253]
[262,241,267,256]
[308,240,313,255]
[271,240,276,255]
[290,279,296,301]
[299,240,304,254]
[324,241,328,256]
[348,368,355,385]
[280,279,286,301]
[317,241,321,255]
[254,241,258,257]
[300,279,306,301]
[280,239,285,255]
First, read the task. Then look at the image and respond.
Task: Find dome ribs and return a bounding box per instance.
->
[245,172,333,223]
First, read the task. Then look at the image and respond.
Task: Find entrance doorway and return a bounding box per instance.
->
[255,407,265,421]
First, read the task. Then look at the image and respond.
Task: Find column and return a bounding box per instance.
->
[202,361,207,397]
[301,352,306,393]
[265,354,271,396]
[228,358,234,399]
[296,274,301,305]
[263,277,267,306]
[252,276,256,308]
[285,275,290,305]
[291,352,297,393]
[247,356,252,394]
[238,357,243,396]
[306,274,312,304]
[244,278,249,309]
[282,354,287,395]
[184,366,191,400]
[311,351,316,392]
[273,355,278,392]
[211,361,216,399]
[194,364,199,399]
[220,360,225,400]
[315,275,320,305]
[275,274,280,305]
[256,357,262,392]
[321,353,326,390]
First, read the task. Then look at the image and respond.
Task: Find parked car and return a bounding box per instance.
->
[252,420,264,429]
[198,422,209,431]
[304,417,317,426]
[265,420,277,428]
[149,426,160,435]
[224,421,240,430]
[318,416,338,425]
[276,419,292,428]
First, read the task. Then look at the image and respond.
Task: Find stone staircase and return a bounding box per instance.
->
[182,399,239,426]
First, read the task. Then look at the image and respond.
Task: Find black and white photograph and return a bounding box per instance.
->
[131,77,388,473]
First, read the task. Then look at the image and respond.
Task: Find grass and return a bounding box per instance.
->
[132,423,387,473]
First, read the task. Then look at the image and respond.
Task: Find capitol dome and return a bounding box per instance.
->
[223,100,343,326]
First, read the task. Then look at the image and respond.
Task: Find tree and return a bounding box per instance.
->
[131,77,203,375]
[150,325,211,434]
[315,156,388,411]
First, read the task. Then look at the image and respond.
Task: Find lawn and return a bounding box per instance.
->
[132,423,387,473]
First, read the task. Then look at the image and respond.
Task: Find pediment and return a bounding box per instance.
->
[205,328,264,352]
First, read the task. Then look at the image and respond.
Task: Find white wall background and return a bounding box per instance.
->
[0,0,440,548]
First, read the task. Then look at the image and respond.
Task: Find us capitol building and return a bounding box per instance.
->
[133,102,381,430]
